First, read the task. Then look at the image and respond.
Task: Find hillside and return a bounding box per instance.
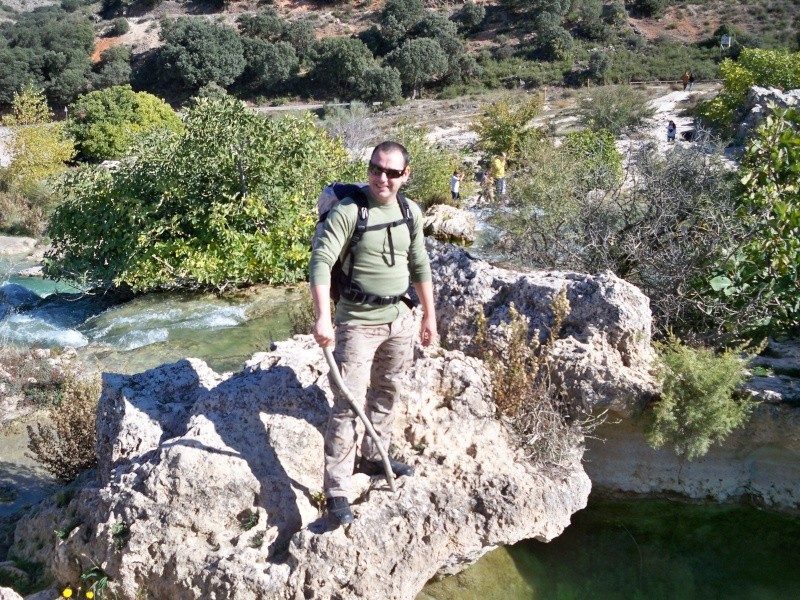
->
[0,0,798,110]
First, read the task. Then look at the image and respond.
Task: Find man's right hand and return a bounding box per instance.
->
[313,317,335,348]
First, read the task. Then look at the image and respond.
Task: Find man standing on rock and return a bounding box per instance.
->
[309,141,437,526]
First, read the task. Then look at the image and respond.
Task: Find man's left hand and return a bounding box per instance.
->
[420,313,437,347]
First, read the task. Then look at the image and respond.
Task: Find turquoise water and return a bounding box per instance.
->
[420,498,800,600]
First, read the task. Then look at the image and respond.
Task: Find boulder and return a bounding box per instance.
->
[423,205,477,244]
[429,242,656,415]
[0,587,23,600]
[736,86,800,141]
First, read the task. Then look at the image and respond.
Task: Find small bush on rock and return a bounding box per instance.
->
[474,290,586,467]
[27,371,102,482]
[645,337,757,461]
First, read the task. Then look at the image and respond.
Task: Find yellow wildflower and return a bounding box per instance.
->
[62,588,73,598]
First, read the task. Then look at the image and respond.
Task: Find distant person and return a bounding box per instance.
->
[667,120,677,142]
[681,71,690,91]
[450,170,463,201]
[688,72,695,91]
[490,152,507,198]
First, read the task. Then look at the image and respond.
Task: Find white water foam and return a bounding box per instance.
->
[0,314,88,348]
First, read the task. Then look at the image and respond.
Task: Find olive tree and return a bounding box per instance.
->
[386,38,448,98]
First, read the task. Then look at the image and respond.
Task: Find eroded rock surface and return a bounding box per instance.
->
[423,205,477,244]
[11,243,658,599]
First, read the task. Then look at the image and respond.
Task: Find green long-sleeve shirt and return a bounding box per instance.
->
[309,194,431,325]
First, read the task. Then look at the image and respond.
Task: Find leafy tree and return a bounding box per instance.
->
[355,66,403,103]
[387,38,448,98]
[708,108,800,335]
[631,0,668,18]
[282,20,316,62]
[578,85,655,135]
[1,86,75,194]
[240,39,299,92]
[646,337,756,461]
[0,8,94,106]
[472,94,543,158]
[381,0,425,29]
[67,85,182,161]
[109,17,129,36]
[309,37,375,99]
[160,17,245,90]
[700,48,800,129]
[91,45,132,89]
[409,13,471,83]
[237,9,285,41]
[45,97,361,292]
[2,83,51,126]
[454,0,486,33]
[604,0,628,28]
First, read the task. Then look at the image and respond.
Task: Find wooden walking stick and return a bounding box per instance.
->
[323,346,397,494]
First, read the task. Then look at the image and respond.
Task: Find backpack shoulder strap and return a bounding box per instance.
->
[397,191,415,239]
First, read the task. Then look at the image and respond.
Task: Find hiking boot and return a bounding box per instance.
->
[326,496,354,526]
[357,457,414,478]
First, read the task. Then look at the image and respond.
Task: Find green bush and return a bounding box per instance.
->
[393,122,464,208]
[455,0,485,32]
[386,38,448,98]
[707,107,800,336]
[699,48,800,129]
[472,93,543,158]
[159,17,245,90]
[631,0,668,18]
[645,337,757,461]
[46,96,361,292]
[67,85,182,161]
[109,17,129,36]
[578,85,655,135]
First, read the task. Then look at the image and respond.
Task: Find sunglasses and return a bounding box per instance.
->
[367,162,406,179]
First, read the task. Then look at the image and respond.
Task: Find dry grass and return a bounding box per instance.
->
[473,288,591,468]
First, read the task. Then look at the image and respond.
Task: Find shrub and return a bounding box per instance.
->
[472,93,543,158]
[46,97,361,292]
[67,85,182,161]
[706,107,800,336]
[699,48,800,129]
[159,17,246,90]
[578,85,655,135]
[239,39,299,93]
[645,337,757,461]
[27,371,102,482]
[454,0,485,33]
[0,345,68,408]
[631,0,668,18]
[473,292,584,467]
[109,18,129,36]
[392,122,464,209]
[489,137,741,336]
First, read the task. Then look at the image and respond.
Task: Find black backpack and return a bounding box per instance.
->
[314,183,415,305]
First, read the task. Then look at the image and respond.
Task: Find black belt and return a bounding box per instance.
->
[341,289,405,306]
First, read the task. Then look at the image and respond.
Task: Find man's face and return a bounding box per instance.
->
[368,149,409,204]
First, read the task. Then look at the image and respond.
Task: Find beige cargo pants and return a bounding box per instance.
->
[324,310,415,498]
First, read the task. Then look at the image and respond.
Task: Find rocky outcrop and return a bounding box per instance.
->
[423,205,477,244]
[10,243,657,599]
[736,86,800,141]
[429,242,656,416]
[0,586,23,600]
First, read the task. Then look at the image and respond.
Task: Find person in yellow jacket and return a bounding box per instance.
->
[490,152,507,198]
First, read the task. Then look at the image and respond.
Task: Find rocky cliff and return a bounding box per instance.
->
[10,242,656,599]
